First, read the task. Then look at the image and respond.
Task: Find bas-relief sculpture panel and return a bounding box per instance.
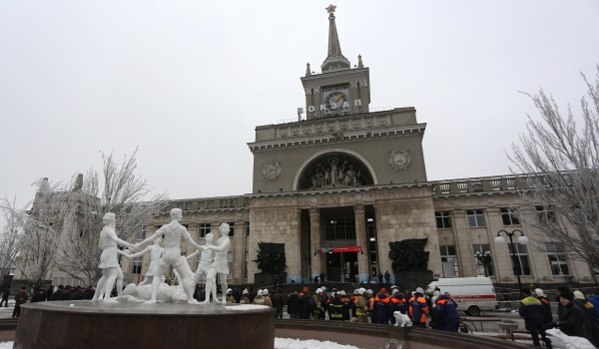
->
[298,152,374,190]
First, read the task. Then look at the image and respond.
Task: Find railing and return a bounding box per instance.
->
[274,319,531,349]
[432,176,527,195]
[163,196,250,212]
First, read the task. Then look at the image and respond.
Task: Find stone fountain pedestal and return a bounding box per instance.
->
[14,300,274,349]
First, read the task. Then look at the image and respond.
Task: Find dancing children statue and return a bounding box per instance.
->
[203,223,231,304]
[92,213,134,302]
[135,208,203,304]
[126,237,164,286]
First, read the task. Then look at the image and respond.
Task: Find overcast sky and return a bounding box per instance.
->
[1,1,598,217]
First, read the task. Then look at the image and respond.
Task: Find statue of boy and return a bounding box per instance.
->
[136,208,203,304]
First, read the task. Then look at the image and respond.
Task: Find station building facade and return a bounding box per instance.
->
[51,7,594,290]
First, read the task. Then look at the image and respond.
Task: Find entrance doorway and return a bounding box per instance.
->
[327,252,358,282]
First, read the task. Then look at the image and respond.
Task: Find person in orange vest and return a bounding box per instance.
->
[372,288,392,324]
[431,294,460,331]
[408,287,429,327]
[389,289,408,325]
[366,288,375,321]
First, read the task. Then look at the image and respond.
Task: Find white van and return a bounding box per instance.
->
[426,276,497,316]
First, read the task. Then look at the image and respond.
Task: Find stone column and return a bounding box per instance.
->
[230,220,246,284]
[309,208,321,280]
[354,205,369,283]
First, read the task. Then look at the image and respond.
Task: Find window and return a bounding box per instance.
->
[135,228,146,241]
[435,211,452,229]
[199,224,211,238]
[500,208,520,226]
[546,242,570,275]
[132,256,142,274]
[467,210,486,227]
[536,205,556,224]
[228,222,235,237]
[245,223,250,237]
[325,218,356,240]
[508,243,531,275]
[440,245,459,277]
[366,214,378,277]
[472,244,494,276]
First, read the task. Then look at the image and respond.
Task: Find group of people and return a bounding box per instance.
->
[520,287,599,348]
[95,209,231,304]
[10,284,98,317]
[223,284,459,330]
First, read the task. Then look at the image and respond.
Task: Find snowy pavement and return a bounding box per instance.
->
[0,339,361,349]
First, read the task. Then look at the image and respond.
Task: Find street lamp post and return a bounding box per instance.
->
[475,250,492,277]
[494,229,528,294]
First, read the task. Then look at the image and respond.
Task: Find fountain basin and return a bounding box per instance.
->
[15,300,274,349]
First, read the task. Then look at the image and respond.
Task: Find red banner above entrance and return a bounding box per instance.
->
[317,246,362,253]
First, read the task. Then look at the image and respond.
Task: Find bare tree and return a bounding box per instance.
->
[510,65,599,275]
[3,149,167,287]
[54,149,168,285]
[1,178,64,289]
[0,198,23,279]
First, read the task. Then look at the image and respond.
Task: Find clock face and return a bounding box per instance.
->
[324,89,349,114]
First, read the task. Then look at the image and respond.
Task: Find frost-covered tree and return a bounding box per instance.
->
[510,65,599,275]
[1,178,64,289]
[0,198,24,280]
[54,149,168,285]
[4,149,168,287]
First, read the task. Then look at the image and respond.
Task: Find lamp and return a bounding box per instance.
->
[495,229,528,293]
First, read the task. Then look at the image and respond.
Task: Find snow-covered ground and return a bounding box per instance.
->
[0,339,362,349]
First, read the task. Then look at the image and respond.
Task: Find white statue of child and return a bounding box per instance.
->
[187,233,217,303]
[92,213,134,302]
[203,223,231,304]
[125,237,164,286]
[186,232,215,285]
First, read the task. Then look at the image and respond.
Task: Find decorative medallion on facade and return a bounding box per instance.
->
[262,161,282,181]
[389,149,411,171]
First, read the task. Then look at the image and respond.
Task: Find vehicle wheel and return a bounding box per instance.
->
[466,306,480,316]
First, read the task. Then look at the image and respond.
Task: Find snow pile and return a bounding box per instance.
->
[223,304,270,311]
[546,328,595,349]
[275,338,362,349]
[1,339,363,349]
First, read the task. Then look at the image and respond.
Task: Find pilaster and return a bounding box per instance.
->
[354,204,369,283]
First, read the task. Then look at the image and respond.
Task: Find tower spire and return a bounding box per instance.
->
[321,4,350,72]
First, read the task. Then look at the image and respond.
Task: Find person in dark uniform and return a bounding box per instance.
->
[554,292,585,338]
[519,288,552,348]
[12,286,28,318]
[0,287,9,307]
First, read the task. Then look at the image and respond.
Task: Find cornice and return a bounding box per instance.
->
[248,123,426,152]
[248,182,433,199]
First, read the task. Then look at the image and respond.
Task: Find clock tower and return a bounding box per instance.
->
[247,4,436,286]
[301,5,371,119]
